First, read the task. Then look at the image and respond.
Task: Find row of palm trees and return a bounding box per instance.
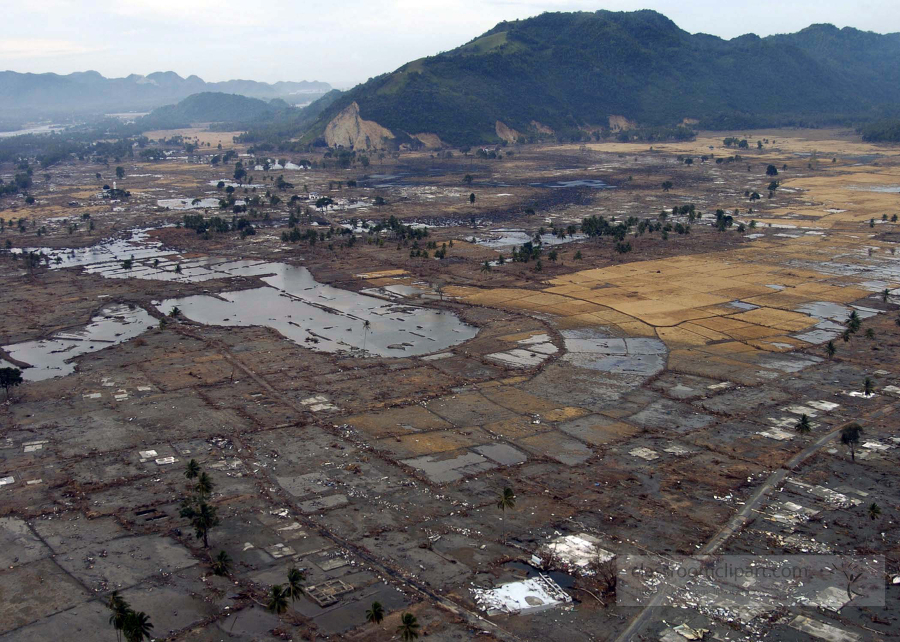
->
[181,459,219,548]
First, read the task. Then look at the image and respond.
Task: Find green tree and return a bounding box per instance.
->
[497,487,516,540]
[212,550,232,576]
[841,423,863,461]
[469,193,476,205]
[868,502,881,521]
[366,601,385,624]
[865,328,875,340]
[180,500,219,548]
[826,340,836,358]
[481,260,492,273]
[106,591,130,642]
[882,288,891,303]
[397,613,420,641]
[796,414,812,434]
[184,458,200,480]
[847,310,861,333]
[463,174,473,185]
[766,164,778,176]
[286,567,305,602]
[267,585,289,615]
[195,471,214,498]
[0,367,24,399]
[115,166,125,180]
[122,610,153,642]
[661,180,673,192]
[863,377,875,396]
[362,319,371,351]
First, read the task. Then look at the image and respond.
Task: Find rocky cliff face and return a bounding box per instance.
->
[324,102,394,149]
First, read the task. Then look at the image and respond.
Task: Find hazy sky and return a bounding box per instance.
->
[3,0,899,87]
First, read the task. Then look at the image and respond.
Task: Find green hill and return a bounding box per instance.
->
[304,10,900,145]
[139,92,277,129]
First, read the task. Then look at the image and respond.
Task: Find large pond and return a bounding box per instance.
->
[14,230,478,362]
[2,304,155,381]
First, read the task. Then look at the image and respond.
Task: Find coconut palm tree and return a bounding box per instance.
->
[195,471,214,498]
[847,310,861,333]
[497,487,516,541]
[864,377,875,396]
[212,550,232,576]
[796,414,812,434]
[882,289,890,303]
[286,567,305,602]
[184,458,200,480]
[365,601,385,624]
[396,612,420,641]
[497,487,516,512]
[362,319,371,351]
[267,585,289,615]
[868,502,881,521]
[841,423,864,462]
[106,591,130,642]
[122,610,153,642]
[865,328,875,340]
[180,500,220,548]
[825,340,836,358]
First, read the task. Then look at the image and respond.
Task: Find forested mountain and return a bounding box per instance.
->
[302,10,900,145]
[0,70,331,119]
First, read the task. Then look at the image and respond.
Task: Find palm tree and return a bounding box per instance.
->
[362,319,371,351]
[106,591,130,642]
[365,601,385,625]
[212,550,232,576]
[396,612,420,641]
[864,377,875,396]
[481,260,492,273]
[882,289,890,303]
[497,487,516,512]
[841,423,863,462]
[195,471,214,498]
[497,487,516,541]
[847,310,861,333]
[825,340,836,358]
[267,585,289,615]
[868,502,881,521]
[796,414,812,434]
[865,328,875,340]
[180,500,220,548]
[122,610,153,642]
[286,567,305,602]
[184,458,200,480]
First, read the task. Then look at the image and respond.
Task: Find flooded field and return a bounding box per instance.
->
[2,128,899,642]
[2,304,155,380]
[157,261,477,356]
[18,230,478,357]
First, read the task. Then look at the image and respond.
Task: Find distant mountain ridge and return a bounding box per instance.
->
[0,70,331,118]
[301,10,900,146]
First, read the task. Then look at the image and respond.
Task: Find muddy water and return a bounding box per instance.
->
[157,261,477,356]
[3,304,156,380]
[476,230,587,249]
[21,230,478,358]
